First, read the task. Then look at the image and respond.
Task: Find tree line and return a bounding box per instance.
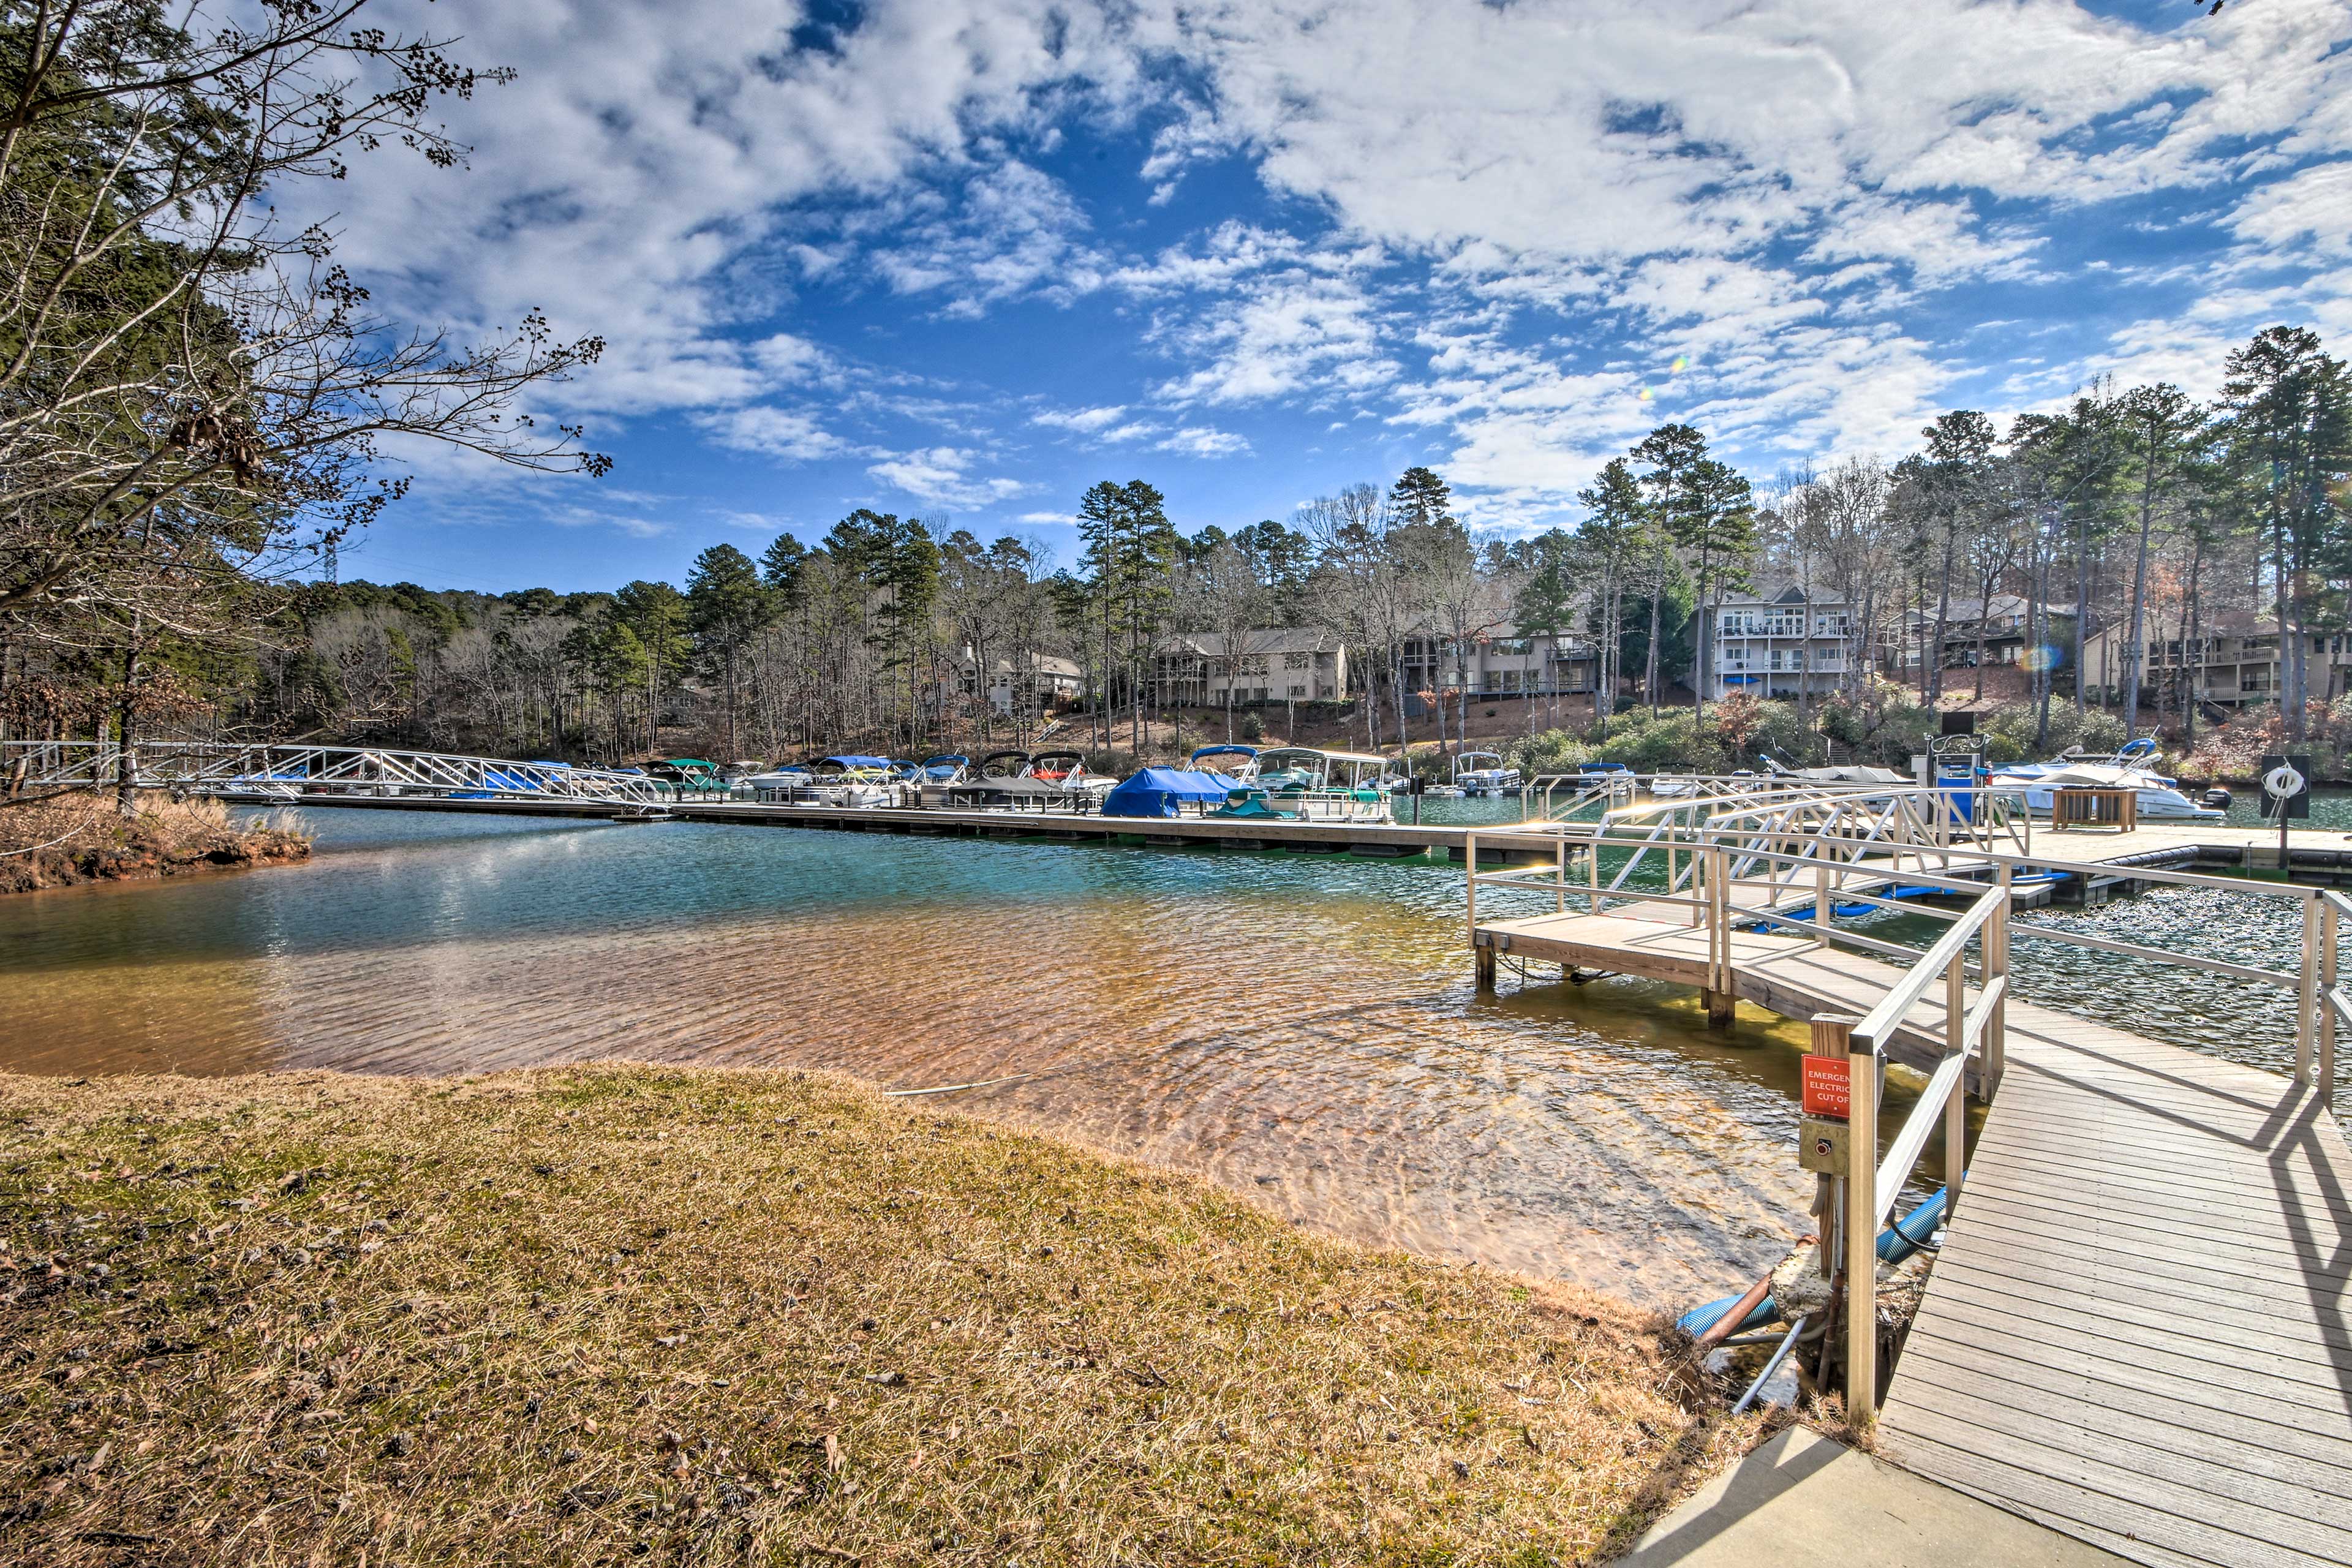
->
[10,319,2352,772]
[7,12,2350,777]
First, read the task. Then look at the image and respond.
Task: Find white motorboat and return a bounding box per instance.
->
[1452,750,1523,796]
[949,749,1114,809]
[1246,747,1394,822]
[758,755,901,807]
[1988,755,2223,823]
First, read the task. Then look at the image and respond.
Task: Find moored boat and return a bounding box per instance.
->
[1452,750,1522,796]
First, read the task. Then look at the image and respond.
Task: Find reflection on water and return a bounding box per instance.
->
[14,793,2318,1303]
[0,809,1846,1305]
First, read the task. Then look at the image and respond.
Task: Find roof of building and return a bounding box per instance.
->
[1711,580,1850,608]
[962,650,1082,679]
[1158,628,1344,657]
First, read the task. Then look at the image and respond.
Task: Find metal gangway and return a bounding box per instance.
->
[1459,785,2350,1568]
[2,740,668,812]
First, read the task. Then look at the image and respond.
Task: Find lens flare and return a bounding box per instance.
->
[2019,644,2060,674]
[1638,387,1654,402]
[1670,355,1689,373]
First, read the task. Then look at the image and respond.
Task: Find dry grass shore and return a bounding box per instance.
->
[0,1065,1765,1566]
[0,791,309,895]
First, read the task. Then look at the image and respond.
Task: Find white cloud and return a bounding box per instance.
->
[1155,271,1398,405]
[697,407,845,463]
[300,0,2352,548]
[1156,425,1253,458]
[2230,160,2352,259]
[867,447,1031,508]
[1031,405,1132,432]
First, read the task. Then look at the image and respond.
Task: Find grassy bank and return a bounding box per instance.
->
[0,1065,1760,1566]
[0,791,309,895]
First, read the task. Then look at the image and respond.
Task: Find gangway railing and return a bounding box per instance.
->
[1464,807,2343,1420]
[2,740,666,805]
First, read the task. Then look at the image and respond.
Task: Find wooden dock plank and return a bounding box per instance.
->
[1475,901,2352,1568]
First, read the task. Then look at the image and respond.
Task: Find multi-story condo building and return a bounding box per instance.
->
[1400,632,1598,701]
[1901,595,2069,671]
[949,649,1084,716]
[1151,630,1349,706]
[1699,585,1857,701]
[2076,614,2352,710]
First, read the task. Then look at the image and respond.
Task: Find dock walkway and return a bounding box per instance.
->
[1479,909,2352,1568]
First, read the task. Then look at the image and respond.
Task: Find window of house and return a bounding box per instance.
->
[1287,683,1308,697]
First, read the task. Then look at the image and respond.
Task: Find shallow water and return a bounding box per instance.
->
[2,798,2323,1309]
[0,807,1853,1307]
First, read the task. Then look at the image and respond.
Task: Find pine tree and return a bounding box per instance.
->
[685,545,772,761]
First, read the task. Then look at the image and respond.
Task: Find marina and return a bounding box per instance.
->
[9,741,2352,1568]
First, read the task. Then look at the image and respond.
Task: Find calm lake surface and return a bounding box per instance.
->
[0,797,2331,1308]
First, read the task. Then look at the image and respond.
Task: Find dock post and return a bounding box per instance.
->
[1703,843,1734,1028]
[1465,832,1479,940]
[1474,940,1497,992]
[1815,861,1830,946]
[2323,897,2339,1106]
[2299,894,2318,1087]
[1836,1012,1878,1425]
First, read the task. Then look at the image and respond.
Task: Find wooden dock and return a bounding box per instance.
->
[667,798,1523,857]
[1476,908,2352,1567]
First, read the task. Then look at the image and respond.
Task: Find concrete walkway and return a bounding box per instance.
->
[1614,1428,2132,1567]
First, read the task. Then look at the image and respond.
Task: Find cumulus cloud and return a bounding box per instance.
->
[697,407,846,463]
[1156,425,1253,458]
[303,0,2352,550]
[867,447,1031,508]
[1031,405,1133,433]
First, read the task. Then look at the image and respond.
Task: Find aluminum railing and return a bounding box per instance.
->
[2,740,666,804]
[1463,812,2343,1420]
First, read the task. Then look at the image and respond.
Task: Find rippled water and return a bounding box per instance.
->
[0,805,1860,1307]
[4,796,2324,1308]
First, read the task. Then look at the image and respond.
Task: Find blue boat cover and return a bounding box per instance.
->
[1102,767,1245,818]
[821,755,892,768]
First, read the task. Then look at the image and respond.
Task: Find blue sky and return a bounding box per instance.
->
[311,0,2352,592]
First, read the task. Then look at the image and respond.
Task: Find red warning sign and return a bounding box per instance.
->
[1801,1055,1852,1118]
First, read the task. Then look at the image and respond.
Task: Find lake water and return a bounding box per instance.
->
[0,797,2329,1311]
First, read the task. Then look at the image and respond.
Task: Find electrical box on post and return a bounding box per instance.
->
[1799,1116,1852,1176]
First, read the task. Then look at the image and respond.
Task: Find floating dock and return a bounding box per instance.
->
[1475,867,2351,1568]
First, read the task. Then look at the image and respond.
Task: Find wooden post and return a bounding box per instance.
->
[2299,894,2318,1086]
[1945,948,1966,1058]
[1466,831,1479,941]
[1830,1012,1878,1425]
[1556,834,1567,916]
[1589,827,1602,915]
[1474,940,1497,992]
[1815,861,1831,946]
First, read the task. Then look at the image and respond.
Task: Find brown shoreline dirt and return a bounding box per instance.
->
[0,1064,1768,1566]
[0,791,309,895]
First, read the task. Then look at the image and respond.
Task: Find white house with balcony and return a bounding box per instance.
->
[1400,631,1597,700]
[1700,584,1856,701]
[1151,630,1349,706]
